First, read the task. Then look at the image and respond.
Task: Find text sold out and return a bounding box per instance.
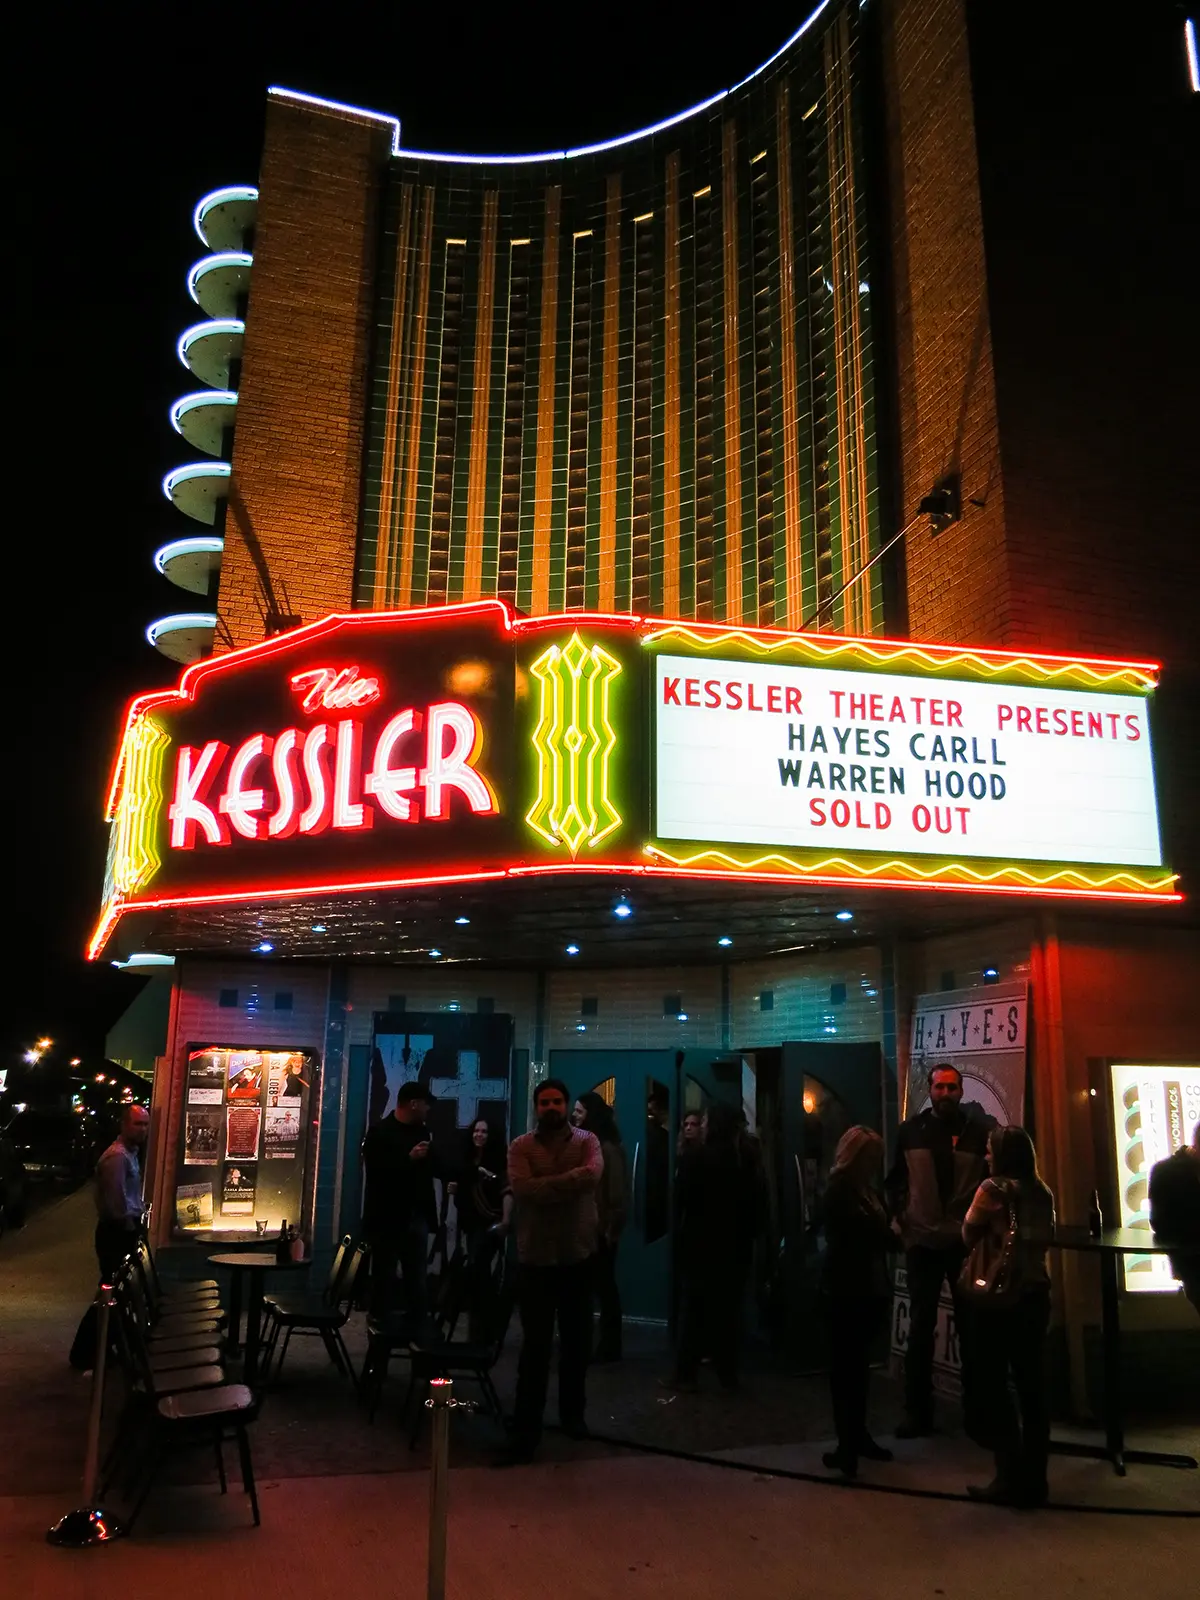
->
[809,800,973,835]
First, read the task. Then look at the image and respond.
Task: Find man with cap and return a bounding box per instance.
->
[362,1082,443,1332]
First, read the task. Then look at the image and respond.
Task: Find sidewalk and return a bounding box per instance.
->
[2,1186,1195,1599]
[4,1456,1195,1600]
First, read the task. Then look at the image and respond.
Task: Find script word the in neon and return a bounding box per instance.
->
[290,665,382,715]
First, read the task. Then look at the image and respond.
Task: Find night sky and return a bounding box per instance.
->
[15,1,810,1060]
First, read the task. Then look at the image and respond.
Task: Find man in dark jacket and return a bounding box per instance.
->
[1149,1121,1200,1312]
[886,1064,990,1437]
[361,1082,443,1330]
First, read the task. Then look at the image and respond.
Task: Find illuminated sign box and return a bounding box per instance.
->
[654,654,1161,866]
[92,604,1177,955]
[1108,1062,1200,1293]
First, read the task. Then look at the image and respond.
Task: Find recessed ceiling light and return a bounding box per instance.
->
[718,936,733,947]
[836,910,854,922]
[256,941,274,952]
[566,943,580,955]
[455,916,470,925]
[429,948,442,958]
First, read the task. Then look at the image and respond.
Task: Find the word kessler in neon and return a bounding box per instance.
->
[168,667,496,847]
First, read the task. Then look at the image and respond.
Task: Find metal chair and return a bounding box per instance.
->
[404,1243,515,1446]
[263,1244,367,1385]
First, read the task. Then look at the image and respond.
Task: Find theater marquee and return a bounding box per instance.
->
[90,603,1178,956]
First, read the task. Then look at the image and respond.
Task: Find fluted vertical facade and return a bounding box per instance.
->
[357,5,880,631]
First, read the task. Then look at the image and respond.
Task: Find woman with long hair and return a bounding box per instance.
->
[665,1100,761,1392]
[962,1124,1056,1506]
[821,1125,896,1476]
[450,1118,512,1340]
[572,1092,628,1361]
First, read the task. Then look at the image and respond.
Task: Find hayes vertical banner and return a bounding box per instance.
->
[891,982,1029,1394]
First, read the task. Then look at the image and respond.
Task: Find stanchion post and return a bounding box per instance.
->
[426,1377,453,1600]
[47,1284,127,1547]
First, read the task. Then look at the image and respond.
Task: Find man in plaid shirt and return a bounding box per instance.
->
[495,1079,602,1466]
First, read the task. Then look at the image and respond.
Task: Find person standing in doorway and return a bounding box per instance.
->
[572,1092,629,1362]
[665,1102,760,1393]
[821,1126,896,1477]
[886,1063,990,1438]
[495,1079,602,1466]
[450,1118,513,1342]
[361,1083,442,1334]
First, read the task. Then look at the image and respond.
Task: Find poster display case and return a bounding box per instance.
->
[1103,1061,1199,1293]
[172,1044,320,1241]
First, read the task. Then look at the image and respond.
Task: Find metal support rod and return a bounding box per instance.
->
[426,1377,453,1600]
[47,1284,126,1546]
[799,511,924,634]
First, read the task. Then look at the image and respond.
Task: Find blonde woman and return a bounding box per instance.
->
[822,1125,896,1477]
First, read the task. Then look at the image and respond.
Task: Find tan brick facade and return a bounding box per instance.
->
[217,100,391,650]
[878,0,1014,647]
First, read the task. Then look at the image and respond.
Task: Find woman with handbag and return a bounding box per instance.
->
[961,1125,1056,1506]
[821,1125,897,1477]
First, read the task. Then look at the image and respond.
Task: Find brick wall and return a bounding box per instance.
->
[967,5,1200,667]
[217,101,391,648]
[877,0,1013,646]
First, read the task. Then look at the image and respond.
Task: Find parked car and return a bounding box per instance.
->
[0,1131,28,1234]
[5,1107,101,1187]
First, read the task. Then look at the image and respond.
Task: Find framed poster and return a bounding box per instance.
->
[170,1044,320,1241]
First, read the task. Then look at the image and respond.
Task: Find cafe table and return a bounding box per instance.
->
[1048,1226,1198,1477]
[208,1250,310,1386]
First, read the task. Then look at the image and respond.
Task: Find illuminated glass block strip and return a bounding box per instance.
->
[526,632,622,856]
[105,715,170,900]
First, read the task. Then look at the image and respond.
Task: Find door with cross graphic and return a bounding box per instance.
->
[367,1011,516,1248]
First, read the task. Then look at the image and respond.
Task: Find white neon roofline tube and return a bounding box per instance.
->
[193,186,258,245]
[177,320,245,369]
[162,461,232,501]
[146,613,218,646]
[153,535,225,575]
[270,3,832,167]
[187,251,254,305]
[169,391,238,435]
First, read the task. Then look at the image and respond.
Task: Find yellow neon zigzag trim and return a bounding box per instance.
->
[643,626,1156,691]
[526,634,623,856]
[643,844,1177,894]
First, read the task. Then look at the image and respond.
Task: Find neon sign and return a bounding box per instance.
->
[88,602,1179,959]
[168,702,495,848]
[526,633,623,856]
[289,665,382,714]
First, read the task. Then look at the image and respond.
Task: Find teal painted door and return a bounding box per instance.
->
[550,1049,678,1322]
[550,1049,744,1323]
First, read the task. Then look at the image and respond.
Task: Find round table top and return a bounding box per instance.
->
[208,1250,310,1270]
